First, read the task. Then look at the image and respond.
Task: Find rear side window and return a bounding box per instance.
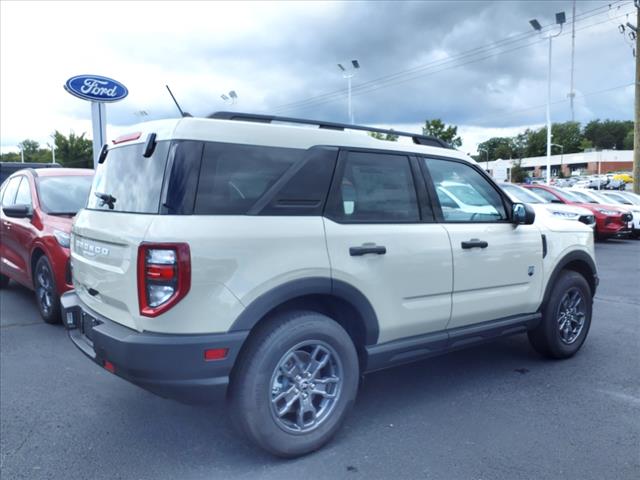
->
[87,142,170,213]
[194,142,302,215]
[327,151,419,223]
[14,177,32,206]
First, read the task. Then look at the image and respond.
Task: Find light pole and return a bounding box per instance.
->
[338,60,360,124]
[49,133,56,164]
[530,11,565,185]
[18,144,24,163]
[551,143,564,178]
[478,147,489,173]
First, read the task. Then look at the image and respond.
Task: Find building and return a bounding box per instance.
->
[482,150,633,181]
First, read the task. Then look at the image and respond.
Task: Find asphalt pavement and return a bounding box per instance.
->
[1,240,639,480]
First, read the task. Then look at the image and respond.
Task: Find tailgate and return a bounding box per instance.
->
[71,210,154,331]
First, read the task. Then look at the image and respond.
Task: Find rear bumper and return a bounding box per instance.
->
[61,291,248,403]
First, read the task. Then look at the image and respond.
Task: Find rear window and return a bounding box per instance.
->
[194,142,303,214]
[87,142,170,213]
[38,176,93,214]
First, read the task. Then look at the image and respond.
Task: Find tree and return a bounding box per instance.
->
[510,159,528,183]
[54,130,93,168]
[422,119,462,147]
[583,119,633,150]
[368,130,398,142]
[477,137,516,161]
[551,121,582,154]
[623,129,634,150]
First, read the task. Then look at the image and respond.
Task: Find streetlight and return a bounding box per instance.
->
[18,144,24,163]
[551,143,564,177]
[221,90,238,106]
[337,60,360,124]
[48,132,56,164]
[530,11,565,186]
[478,147,489,173]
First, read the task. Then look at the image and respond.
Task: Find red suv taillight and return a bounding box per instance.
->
[137,243,191,317]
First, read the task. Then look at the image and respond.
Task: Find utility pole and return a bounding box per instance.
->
[569,0,576,122]
[634,3,639,194]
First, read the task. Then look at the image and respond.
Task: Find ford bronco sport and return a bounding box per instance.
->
[63,112,598,457]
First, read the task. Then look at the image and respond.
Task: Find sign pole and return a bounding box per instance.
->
[91,102,107,169]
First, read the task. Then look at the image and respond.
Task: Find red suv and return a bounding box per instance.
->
[0,168,93,323]
[523,184,631,240]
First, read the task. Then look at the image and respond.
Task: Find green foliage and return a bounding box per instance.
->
[422,119,462,147]
[583,119,633,150]
[477,120,633,161]
[368,130,398,142]
[510,159,528,183]
[53,131,93,168]
[623,129,634,150]
[1,131,94,167]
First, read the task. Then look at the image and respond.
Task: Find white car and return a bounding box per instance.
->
[59,112,598,457]
[500,183,596,230]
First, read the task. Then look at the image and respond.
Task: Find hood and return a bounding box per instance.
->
[42,212,74,232]
[529,204,592,233]
[542,203,592,216]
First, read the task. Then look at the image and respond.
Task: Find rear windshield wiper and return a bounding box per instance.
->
[94,191,116,210]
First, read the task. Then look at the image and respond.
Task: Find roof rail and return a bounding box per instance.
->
[208,111,453,149]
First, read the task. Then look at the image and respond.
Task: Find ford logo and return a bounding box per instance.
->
[64,74,128,103]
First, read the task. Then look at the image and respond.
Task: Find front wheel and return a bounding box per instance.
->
[34,256,61,324]
[228,311,359,457]
[528,270,592,359]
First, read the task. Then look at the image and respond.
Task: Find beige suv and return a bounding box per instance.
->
[63,112,598,457]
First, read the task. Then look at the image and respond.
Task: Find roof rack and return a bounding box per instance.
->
[208,111,453,149]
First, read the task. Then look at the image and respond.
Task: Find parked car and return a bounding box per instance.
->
[1,161,61,185]
[612,172,633,184]
[500,183,595,230]
[0,168,94,322]
[569,189,639,238]
[522,184,631,240]
[62,113,597,457]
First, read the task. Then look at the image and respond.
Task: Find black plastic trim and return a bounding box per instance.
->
[229,277,380,345]
[365,313,541,372]
[542,251,598,303]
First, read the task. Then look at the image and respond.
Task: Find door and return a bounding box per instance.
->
[323,150,453,344]
[422,157,543,329]
[0,176,29,283]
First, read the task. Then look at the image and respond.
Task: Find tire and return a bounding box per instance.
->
[228,311,359,458]
[0,273,9,288]
[34,256,61,324]
[528,270,592,359]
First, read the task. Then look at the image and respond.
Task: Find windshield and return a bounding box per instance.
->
[602,193,631,204]
[501,184,546,204]
[87,141,170,213]
[556,188,587,203]
[38,175,93,214]
[568,190,598,203]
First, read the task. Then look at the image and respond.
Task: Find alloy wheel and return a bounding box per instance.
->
[557,287,586,345]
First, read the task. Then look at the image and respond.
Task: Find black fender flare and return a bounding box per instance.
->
[228,277,379,345]
[542,250,598,306]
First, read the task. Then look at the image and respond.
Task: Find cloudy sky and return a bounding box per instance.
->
[0,0,635,155]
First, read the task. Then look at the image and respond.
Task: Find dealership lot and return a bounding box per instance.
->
[1,240,638,480]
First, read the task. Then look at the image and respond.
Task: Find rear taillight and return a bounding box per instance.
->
[137,243,191,317]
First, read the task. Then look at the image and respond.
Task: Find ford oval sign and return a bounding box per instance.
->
[64,75,128,103]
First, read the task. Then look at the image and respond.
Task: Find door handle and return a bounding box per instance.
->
[461,239,488,249]
[349,245,387,256]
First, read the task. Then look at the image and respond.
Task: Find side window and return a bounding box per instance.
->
[195,142,302,215]
[425,158,507,222]
[328,152,419,223]
[14,177,32,206]
[1,177,21,207]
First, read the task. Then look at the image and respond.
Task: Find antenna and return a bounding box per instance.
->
[165,85,191,117]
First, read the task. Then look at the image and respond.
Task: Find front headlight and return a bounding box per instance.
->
[598,209,619,216]
[53,229,71,248]
[550,210,579,219]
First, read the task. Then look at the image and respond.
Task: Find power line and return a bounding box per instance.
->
[273,3,633,114]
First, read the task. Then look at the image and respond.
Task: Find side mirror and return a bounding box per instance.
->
[3,204,32,219]
[512,202,535,225]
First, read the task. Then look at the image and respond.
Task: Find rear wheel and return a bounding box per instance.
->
[228,311,359,457]
[528,270,592,359]
[34,256,61,324]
